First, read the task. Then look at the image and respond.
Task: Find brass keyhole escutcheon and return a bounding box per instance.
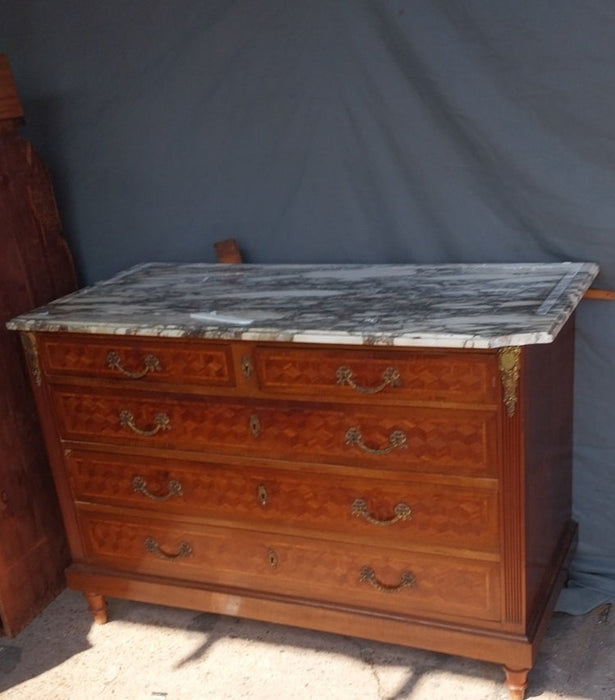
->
[241,355,253,379]
[258,484,268,506]
[267,548,278,569]
[249,413,261,438]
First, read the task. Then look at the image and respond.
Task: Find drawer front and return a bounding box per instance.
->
[66,451,499,551]
[78,511,501,622]
[53,390,498,476]
[253,345,498,404]
[39,334,236,388]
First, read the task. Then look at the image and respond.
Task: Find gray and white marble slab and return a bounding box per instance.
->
[6,262,599,348]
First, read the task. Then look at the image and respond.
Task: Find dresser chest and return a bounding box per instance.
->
[8,262,598,699]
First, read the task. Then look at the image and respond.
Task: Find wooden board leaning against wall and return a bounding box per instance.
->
[0,54,77,637]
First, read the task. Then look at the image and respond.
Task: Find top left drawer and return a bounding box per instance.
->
[37,334,236,389]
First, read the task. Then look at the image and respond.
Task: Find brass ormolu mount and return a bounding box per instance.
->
[498,347,521,417]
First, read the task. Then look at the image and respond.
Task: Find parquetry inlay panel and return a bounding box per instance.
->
[55,391,496,475]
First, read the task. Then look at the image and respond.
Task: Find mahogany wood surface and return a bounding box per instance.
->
[76,509,501,622]
[40,334,236,387]
[65,448,499,551]
[522,317,575,636]
[50,386,497,474]
[21,319,577,699]
[0,55,76,636]
[253,344,498,403]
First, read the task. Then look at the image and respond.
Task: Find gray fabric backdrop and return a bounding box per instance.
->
[2,0,614,613]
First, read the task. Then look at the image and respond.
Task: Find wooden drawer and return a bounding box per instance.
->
[66,450,499,552]
[253,345,498,404]
[78,510,501,623]
[38,334,236,388]
[53,389,498,477]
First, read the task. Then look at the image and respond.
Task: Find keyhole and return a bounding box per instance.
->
[241,355,253,379]
[249,413,261,438]
[258,484,268,506]
[267,548,278,569]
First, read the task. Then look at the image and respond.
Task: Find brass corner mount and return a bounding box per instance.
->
[498,346,521,417]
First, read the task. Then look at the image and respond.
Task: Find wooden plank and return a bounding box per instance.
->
[214,238,243,264]
[0,54,76,636]
[0,55,23,120]
[583,289,615,301]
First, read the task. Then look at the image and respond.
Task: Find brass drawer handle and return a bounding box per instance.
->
[133,475,182,501]
[351,498,411,526]
[107,350,162,379]
[336,366,401,394]
[119,410,171,437]
[345,427,407,455]
[144,536,192,561]
[359,566,415,593]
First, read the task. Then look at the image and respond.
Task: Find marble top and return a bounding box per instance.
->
[7,262,599,348]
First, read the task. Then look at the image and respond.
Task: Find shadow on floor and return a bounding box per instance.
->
[0,591,93,693]
[0,591,613,699]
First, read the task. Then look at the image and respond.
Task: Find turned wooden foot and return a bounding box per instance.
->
[85,592,108,624]
[504,666,529,700]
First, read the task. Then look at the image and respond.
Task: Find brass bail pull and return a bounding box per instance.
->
[336,366,401,394]
[351,498,411,526]
[144,537,192,561]
[119,411,171,437]
[345,427,407,455]
[359,566,415,593]
[133,475,182,501]
[107,351,162,379]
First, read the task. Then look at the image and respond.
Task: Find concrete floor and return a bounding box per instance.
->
[0,590,613,700]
